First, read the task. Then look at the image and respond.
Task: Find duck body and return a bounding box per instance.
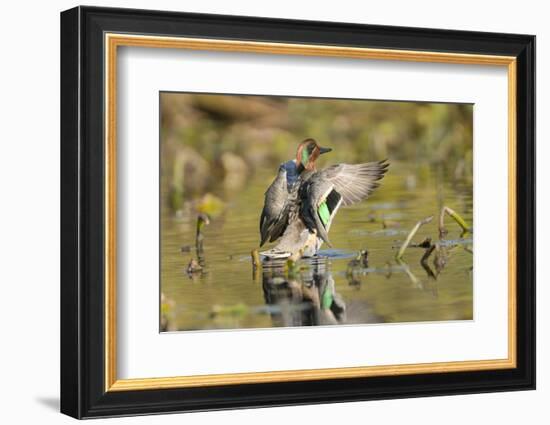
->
[261,167,324,258]
[259,139,388,259]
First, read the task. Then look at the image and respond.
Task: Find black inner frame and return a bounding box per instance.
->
[60,6,535,419]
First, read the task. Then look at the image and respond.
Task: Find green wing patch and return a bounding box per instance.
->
[321,286,333,309]
[318,201,331,227]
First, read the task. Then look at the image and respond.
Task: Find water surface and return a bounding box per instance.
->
[161,163,473,331]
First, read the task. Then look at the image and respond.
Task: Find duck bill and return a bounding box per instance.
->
[319,146,332,155]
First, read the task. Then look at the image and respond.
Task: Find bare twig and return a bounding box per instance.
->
[395,216,434,260]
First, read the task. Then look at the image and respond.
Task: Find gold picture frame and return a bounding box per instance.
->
[104,34,517,392]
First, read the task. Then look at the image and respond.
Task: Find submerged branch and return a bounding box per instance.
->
[395,258,422,289]
[433,242,448,273]
[420,244,437,279]
[421,244,436,264]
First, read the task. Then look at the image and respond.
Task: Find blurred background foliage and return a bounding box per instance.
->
[160,93,472,212]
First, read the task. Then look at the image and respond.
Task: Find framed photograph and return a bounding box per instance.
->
[60,6,535,419]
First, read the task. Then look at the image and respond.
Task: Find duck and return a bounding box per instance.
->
[259,138,389,259]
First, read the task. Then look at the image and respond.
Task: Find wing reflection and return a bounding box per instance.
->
[261,258,346,327]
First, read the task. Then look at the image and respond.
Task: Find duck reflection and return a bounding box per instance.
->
[261,258,346,327]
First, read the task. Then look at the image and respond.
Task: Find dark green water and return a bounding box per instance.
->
[161,162,473,332]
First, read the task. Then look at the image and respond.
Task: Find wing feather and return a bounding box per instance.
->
[259,167,290,246]
[299,160,389,245]
[318,160,389,206]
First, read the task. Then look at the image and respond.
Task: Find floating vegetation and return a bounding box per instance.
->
[186,258,203,275]
[345,250,370,288]
[347,250,369,269]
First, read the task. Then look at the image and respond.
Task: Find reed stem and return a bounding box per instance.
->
[395,215,433,260]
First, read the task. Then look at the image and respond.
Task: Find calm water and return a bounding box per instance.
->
[161,162,473,332]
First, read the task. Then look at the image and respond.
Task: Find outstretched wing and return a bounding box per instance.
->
[316,160,389,206]
[259,168,290,246]
[300,160,389,245]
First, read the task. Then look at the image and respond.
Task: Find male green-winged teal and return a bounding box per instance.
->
[259,138,388,259]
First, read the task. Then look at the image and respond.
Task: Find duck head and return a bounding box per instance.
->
[295,138,332,171]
